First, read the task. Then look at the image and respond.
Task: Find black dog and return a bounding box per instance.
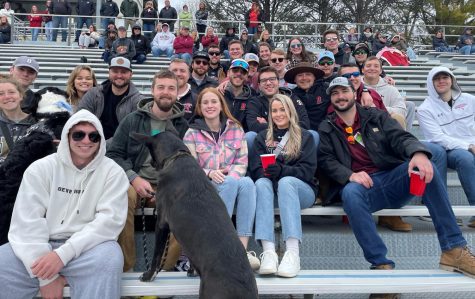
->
[135,131,258,299]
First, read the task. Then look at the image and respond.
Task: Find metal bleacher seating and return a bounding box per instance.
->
[4,44,475,298]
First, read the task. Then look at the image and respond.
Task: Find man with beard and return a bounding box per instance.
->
[223,59,255,131]
[207,44,227,83]
[78,57,144,141]
[318,77,475,299]
[169,58,196,120]
[107,70,188,272]
[188,51,218,94]
[10,56,39,114]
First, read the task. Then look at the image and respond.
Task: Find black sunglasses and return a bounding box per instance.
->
[71,131,101,143]
[271,57,285,63]
[208,51,220,56]
[194,60,209,66]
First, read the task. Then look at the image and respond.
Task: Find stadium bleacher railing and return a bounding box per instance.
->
[7,13,469,52]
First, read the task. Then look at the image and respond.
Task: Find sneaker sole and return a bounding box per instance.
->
[258,268,277,275]
[440,264,475,279]
[276,270,299,278]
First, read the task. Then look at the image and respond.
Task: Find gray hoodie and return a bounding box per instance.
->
[363,77,406,116]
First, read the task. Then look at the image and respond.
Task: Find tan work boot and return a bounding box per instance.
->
[440,246,475,278]
[369,264,401,299]
[378,216,412,232]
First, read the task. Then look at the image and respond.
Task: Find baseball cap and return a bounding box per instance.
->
[162,23,169,27]
[118,26,126,31]
[13,56,39,73]
[109,57,132,71]
[326,77,352,95]
[193,51,210,61]
[230,59,249,72]
[317,50,335,62]
[243,53,259,64]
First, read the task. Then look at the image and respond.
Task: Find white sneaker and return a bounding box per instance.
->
[258,250,278,275]
[247,251,261,271]
[277,250,300,278]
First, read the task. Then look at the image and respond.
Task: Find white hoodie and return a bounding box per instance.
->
[363,76,407,117]
[8,110,129,286]
[151,30,175,50]
[417,66,475,150]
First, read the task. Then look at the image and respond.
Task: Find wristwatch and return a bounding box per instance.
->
[362,87,369,93]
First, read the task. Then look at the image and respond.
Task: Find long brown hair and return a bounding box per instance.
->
[66,65,97,107]
[195,88,241,127]
[286,37,314,62]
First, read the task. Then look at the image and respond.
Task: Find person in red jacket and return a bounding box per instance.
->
[201,26,218,52]
[172,25,194,65]
[28,5,43,42]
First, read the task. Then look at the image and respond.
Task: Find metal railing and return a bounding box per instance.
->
[7,13,469,52]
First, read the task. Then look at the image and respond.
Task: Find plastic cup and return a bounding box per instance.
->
[260,154,276,171]
[410,171,426,196]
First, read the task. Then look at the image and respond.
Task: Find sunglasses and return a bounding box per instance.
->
[194,60,209,66]
[318,60,334,66]
[325,37,338,42]
[345,126,355,144]
[290,43,302,49]
[208,51,220,56]
[354,50,367,55]
[71,131,101,143]
[242,33,248,35]
[230,59,249,70]
[231,68,247,74]
[341,71,360,79]
[271,57,285,63]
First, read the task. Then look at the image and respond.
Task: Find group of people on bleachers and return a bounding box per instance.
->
[2,24,475,299]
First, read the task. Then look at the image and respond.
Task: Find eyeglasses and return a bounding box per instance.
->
[325,37,339,42]
[354,50,367,55]
[259,76,278,84]
[271,57,285,63]
[341,71,360,79]
[318,60,334,66]
[208,51,220,56]
[345,126,355,144]
[194,60,209,66]
[290,43,302,49]
[71,131,101,143]
[230,59,249,70]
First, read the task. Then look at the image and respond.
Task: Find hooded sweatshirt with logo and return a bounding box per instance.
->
[8,110,128,287]
[418,66,475,150]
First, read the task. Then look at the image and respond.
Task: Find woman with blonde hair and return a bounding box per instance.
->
[250,94,317,278]
[259,29,274,49]
[66,65,97,111]
[183,87,260,271]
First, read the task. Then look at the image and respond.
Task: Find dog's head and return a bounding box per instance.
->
[131,131,190,170]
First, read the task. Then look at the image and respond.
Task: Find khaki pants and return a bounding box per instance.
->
[118,185,181,272]
[391,113,407,130]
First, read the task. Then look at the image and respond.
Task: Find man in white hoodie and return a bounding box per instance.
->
[0,110,129,299]
[151,22,175,58]
[418,66,475,227]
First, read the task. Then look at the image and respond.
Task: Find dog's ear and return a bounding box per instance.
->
[130,132,153,144]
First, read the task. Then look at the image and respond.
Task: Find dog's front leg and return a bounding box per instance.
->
[140,221,170,282]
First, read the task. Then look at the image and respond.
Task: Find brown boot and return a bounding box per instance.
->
[378,216,412,232]
[369,264,401,299]
[440,246,475,278]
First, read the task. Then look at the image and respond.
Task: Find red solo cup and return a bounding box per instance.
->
[410,171,426,196]
[260,154,276,171]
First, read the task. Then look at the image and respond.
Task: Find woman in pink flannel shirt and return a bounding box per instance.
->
[183,87,260,271]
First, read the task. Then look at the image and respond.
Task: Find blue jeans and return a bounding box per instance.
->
[447,149,475,208]
[341,162,466,268]
[171,53,191,65]
[459,44,475,55]
[152,46,173,58]
[75,17,93,41]
[435,46,453,52]
[31,28,40,41]
[247,27,257,35]
[213,176,256,237]
[422,141,447,188]
[52,16,69,42]
[98,36,106,49]
[255,177,315,243]
[133,53,147,64]
[143,23,155,39]
[45,21,53,41]
[223,50,230,59]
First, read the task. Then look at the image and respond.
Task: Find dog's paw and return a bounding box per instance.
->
[140,271,157,282]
